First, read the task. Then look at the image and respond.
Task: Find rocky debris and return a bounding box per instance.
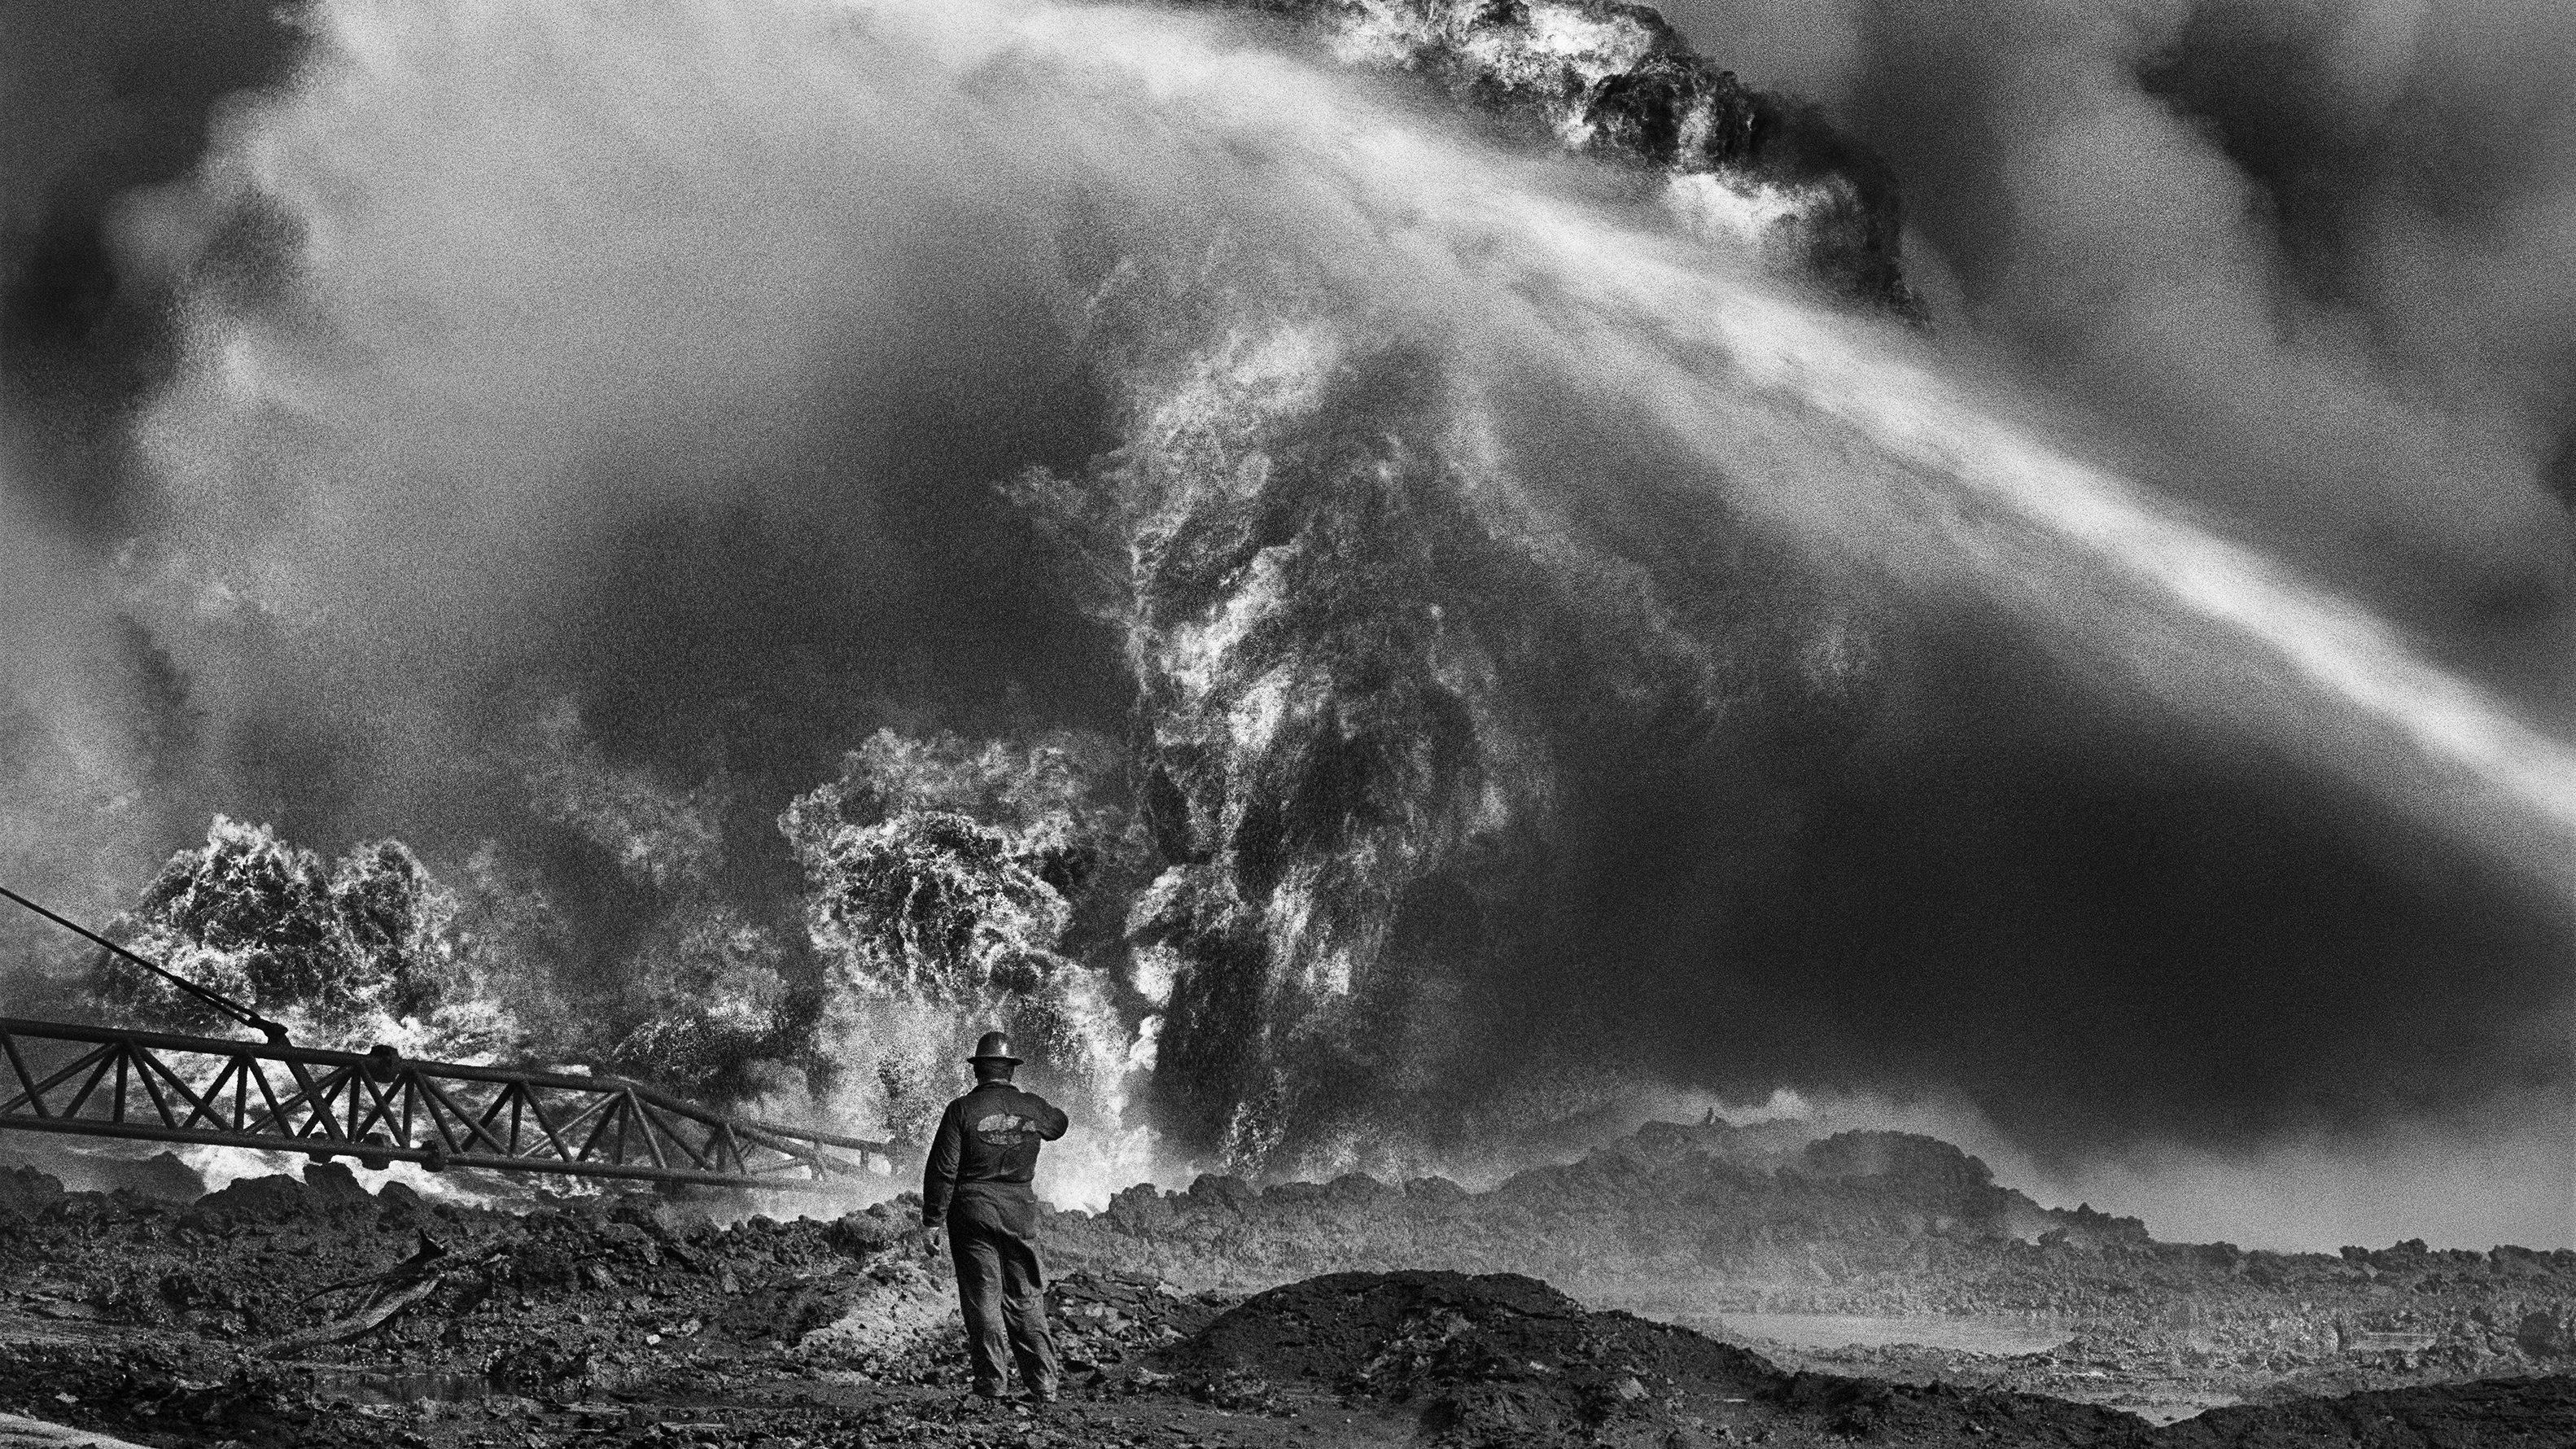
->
[2158,1375,2576,1447]
[0,1167,65,1223]
[1,1146,205,1205]
[300,1164,374,1210]
[0,1161,929,1377]
[1048,1268,1221,1372]
[1041,1121,2484,1307]
[798,1264,1228,1394]
[1036,1120,2576,1416]
[7,1115,2572,1418]
[1166,1272,2576,1447]
[189,1174,321,1225]
[2515,1304,2575,1359]
[2,1149,2574,1447]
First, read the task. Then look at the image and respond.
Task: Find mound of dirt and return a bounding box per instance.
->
[1044,1119,2576,1417]
[1174,1270,2576,1447]
[1173,1269,2148,1447]
[0,1167,63,1223]
[2160,1374,2576,1447]
[0,1147,203,1205]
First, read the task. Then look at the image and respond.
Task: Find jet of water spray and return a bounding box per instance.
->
[1554,219,2576,871]
[1005,7,2576,879]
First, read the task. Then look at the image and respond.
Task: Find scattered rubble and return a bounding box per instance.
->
[1044,1121,2576,1406]
[3,1121,2572,1446]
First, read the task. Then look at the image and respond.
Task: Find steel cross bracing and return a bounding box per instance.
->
[0,1018,890,1189]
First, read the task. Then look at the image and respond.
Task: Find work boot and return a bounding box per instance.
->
[970,1379,1007,1400]
[1027,1382,1059,1405]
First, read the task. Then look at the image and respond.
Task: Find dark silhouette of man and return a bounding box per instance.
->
[920,1031,1069,1401]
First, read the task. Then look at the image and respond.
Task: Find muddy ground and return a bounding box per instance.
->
[3,1123,2572,1447]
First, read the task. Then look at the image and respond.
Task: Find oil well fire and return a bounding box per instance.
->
[2,0,2571,1445]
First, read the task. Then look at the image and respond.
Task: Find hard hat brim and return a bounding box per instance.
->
[966,1053,1021,1065]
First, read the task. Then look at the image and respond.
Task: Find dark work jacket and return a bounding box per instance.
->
[920,1081,1069,1234]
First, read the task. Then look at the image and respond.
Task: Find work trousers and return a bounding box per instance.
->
[947,1202,1057,1396]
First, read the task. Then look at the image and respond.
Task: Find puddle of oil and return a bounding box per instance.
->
[304,1370,513,1404]
[2345,1332,2437,1352]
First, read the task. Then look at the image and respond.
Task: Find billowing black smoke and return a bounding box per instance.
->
[1660,0,2575,659]
[0,0,304,951]
[0,0,2566,1248]
[1646,0,2575,1241]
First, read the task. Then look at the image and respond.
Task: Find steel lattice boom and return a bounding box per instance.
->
[0,1018,889,1189]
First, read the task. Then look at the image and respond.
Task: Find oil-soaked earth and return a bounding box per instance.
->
[5,1123,2573,1447]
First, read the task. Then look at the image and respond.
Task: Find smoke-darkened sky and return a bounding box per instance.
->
[1644,0,2574,1242]
[1,0,2567,1247]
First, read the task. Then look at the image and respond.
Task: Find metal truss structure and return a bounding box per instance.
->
[0,1017,889,1190]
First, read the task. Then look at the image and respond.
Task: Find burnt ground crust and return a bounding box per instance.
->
[3,1154,2572,1448]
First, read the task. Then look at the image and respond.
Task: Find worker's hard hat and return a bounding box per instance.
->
[968,1031,1021,1065]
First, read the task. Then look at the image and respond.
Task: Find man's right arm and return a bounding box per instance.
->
[1021,1090,1070,1142]
[921,1104,961,1225]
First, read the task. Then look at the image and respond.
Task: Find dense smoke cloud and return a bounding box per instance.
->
[2,0,1131,1088]
[118,0,1114,787]
[1664,0,2575,652]
[1647,0,2576,1241]
[0,0,302,965]
[0,0,2565,1250]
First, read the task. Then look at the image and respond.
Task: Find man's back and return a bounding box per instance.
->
[923,1034,1069,1402]
[922,1080,1069,1221]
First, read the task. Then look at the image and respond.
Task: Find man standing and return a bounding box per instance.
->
[920,1031,1069,1402]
